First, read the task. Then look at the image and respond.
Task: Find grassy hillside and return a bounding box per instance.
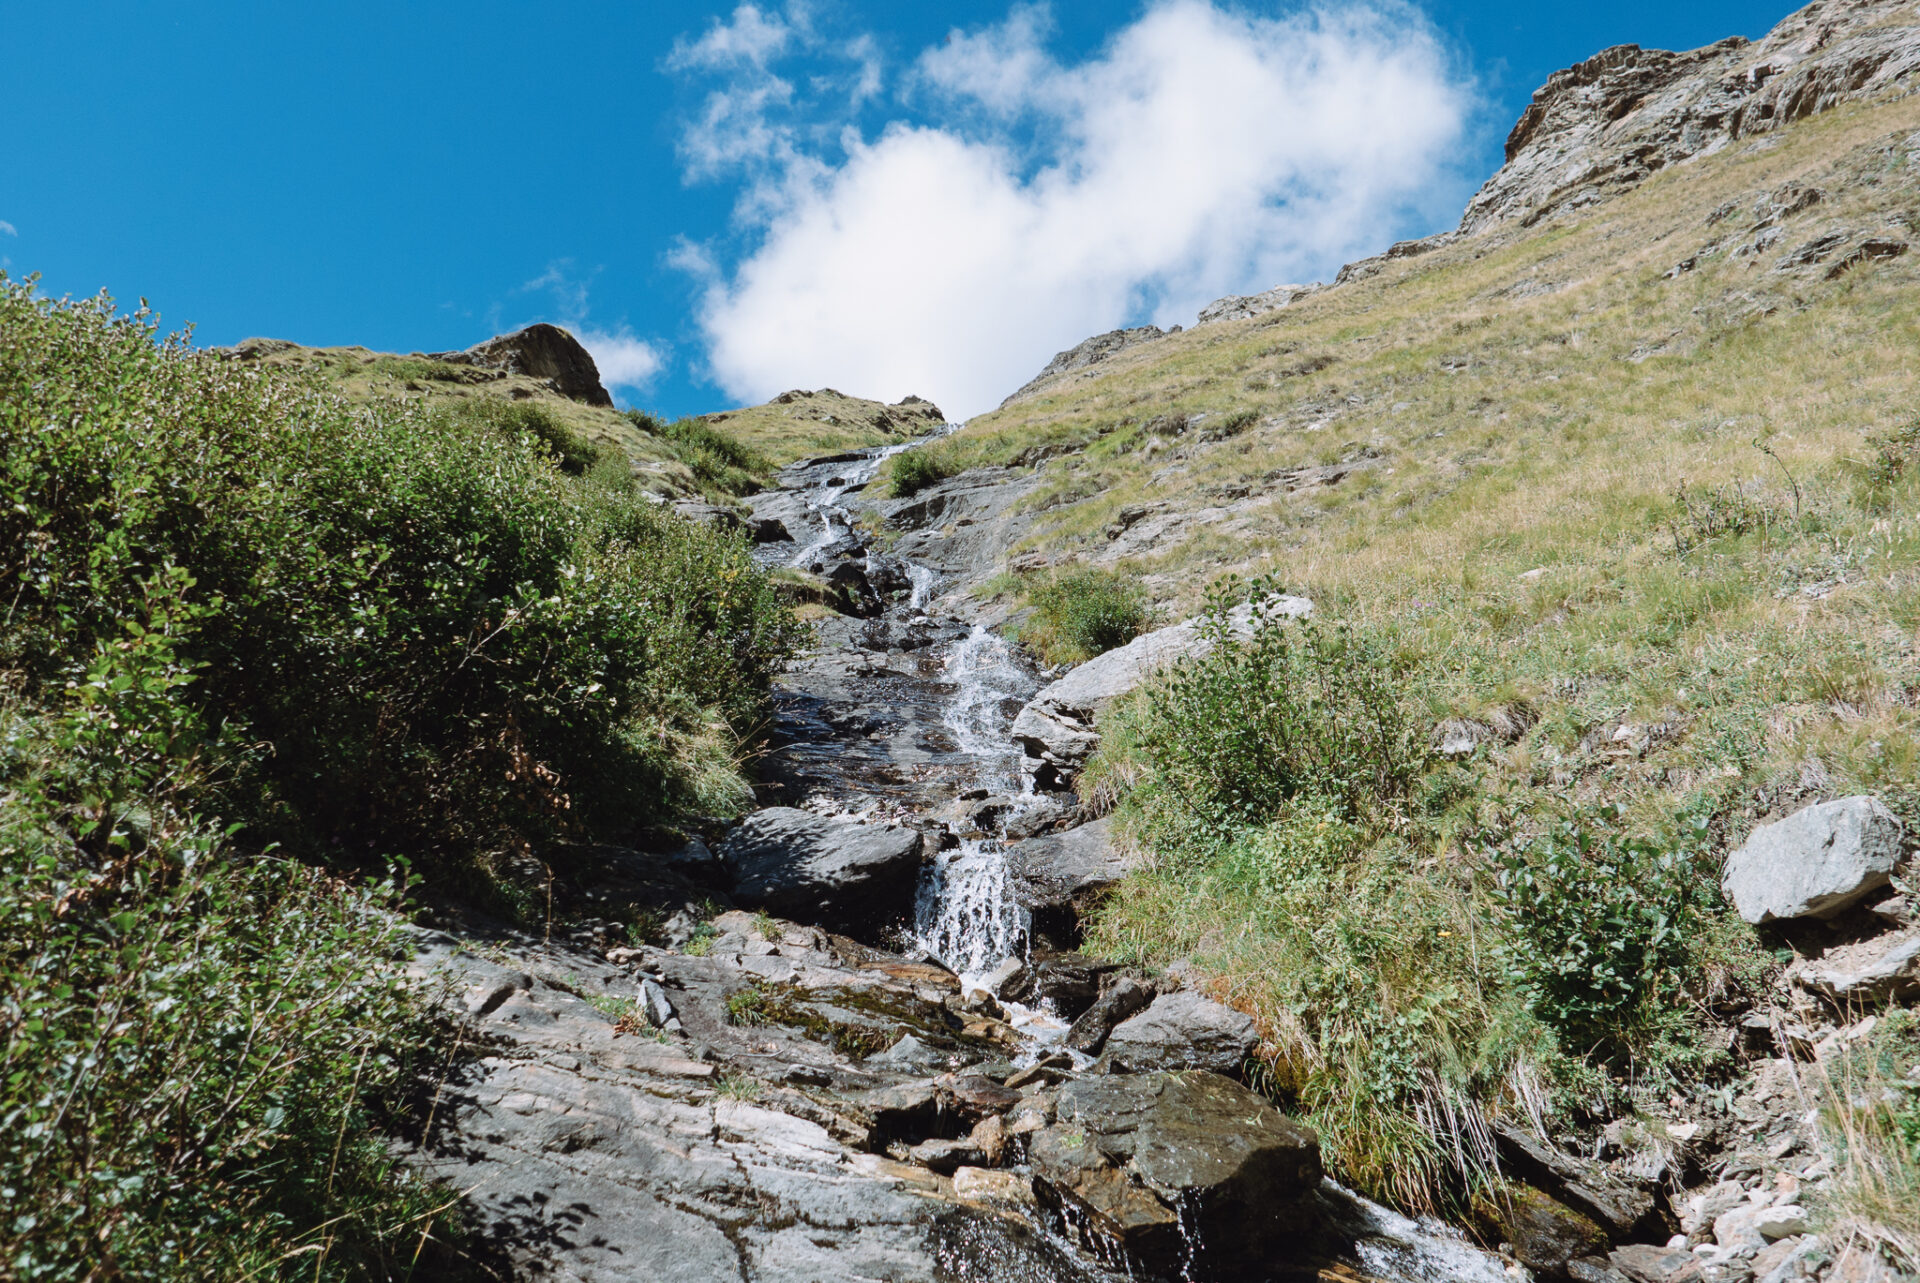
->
[902,92,1920,1230]
[696,386,947,466]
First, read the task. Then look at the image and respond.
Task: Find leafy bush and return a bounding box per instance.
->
[0,277,803,865]
[1492,813,1711,1063]
[886,445,959,497]
[624,409,772,496]
[0,571,471,1280]
[1137,579,1423,833]
[1018,569,1152,665]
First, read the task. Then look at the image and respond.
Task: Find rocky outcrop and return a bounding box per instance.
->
[1194,282,1319,327]
[1007,817,1132,945]
[1720,795,1903,923]
[1011,598,1312,788]
[1029,1073,1322,1277]
[435,322,613,406]
[1461,0,1920,235]
[1000,326,1172,407]
[1103,991,1259,1076]
[716,807,927,939]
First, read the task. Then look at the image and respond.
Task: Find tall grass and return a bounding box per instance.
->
[1017,569,1152,665]
[1817,1011,1920,1272]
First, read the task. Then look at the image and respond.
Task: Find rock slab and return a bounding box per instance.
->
[1104,990,1259,1076]
[1721,796,1903,924]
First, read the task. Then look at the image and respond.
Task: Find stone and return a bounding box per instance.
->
[1103,990,1259,1075]
[1028,1072,1321,1278]
[968,1113,1009,1166]
[951,1166,1034,1204]
[751,517,792,543]
[1000,955,1117,1021]
[640,978,675,1028]
[1714,1203,1769,1252]
[1065,976,1155,1055]
[1752,1205,1809,1240]
[434,322,612,406]
[1720,796,1903,924]
[1194,283,1319,327]
[1753,1235,1822,1283]
[1790,927,1920,1002]
[716,808,926,939]
[1609,1241,1706,1282]
[908,1136,985,1174]
[1011,598,1311,787]
[1000,326,1168,408]
[1494,1120,1660,1240]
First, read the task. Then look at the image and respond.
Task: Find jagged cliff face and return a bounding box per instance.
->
[1461,0,1920,233]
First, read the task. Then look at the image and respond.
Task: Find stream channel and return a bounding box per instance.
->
[740,432,1515,1283]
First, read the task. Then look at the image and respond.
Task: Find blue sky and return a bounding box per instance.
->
[6,2,1795,419]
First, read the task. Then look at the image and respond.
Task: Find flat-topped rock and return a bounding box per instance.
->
[1105,990,1259,1076]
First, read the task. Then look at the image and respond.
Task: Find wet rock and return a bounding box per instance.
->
[751,516,792,542]
[1008,818,1132,944]
[1029,1072,1321,1278]
[1001,955,1118,1021]
[1721,796,1903,923]
[909,1136,986,1174]
[1494,1120,1661,1240]
[717,808,926,939]
[952,1166,1033,1204]
[1011,599,1311,788]
[1065,976,1156,1055]
[1104,991,1258,1076]
[826,561,884,617]
[1478,1184,1610,1280]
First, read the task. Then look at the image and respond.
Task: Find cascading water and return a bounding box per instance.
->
[913,625,1038,981]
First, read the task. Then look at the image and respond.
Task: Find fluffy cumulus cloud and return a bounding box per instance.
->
[675,1,1476,420]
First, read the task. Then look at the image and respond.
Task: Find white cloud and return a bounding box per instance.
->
[667,3,796,71]
[680,0,1476,420]
[579,330,665,389]
[0,221,16,237]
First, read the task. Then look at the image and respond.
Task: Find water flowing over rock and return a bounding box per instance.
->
[1720,795,1904,923]
[1029,1072,1323,1278]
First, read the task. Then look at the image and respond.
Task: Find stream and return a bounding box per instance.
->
[745,434,1513,1283]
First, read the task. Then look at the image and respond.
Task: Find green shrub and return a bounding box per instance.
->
[1492,813,1711,1063]
[624,409,772,496]
[1137,579,1423,834]
[886,446,958,497]
[0,570,471,1280]
[1018,569,1152,665]
[0,277,803,865]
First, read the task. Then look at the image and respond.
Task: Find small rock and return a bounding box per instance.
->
[1065,976,1156,1054]
[968,1114,1009,1166]
[640,978,675,1028]
[867,1034,944,1069]
[1609,1241,1705,1282]
[1103,990,1258,1075]
[908,1137,986,1174]
[951,1166,1034,1204]
[1752,1205,1808,1240]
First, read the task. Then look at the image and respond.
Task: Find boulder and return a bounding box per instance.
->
[1476,1184,1609,1280]
[717,808,926,938]
[436,323,613,406]
[1493,1120,1660,1241]
[1104,991,1258,1076]
[1721,797,1904,924]
[1029,1072,1321,1277]
[1011,598,1311,788]
[999,954,1118,1021]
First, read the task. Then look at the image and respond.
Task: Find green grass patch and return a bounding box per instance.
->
[1016,569,1153,665]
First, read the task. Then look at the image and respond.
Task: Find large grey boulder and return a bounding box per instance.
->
[717,808,925,938]
[1008,817,1133,945]
[1721,796,1904,924]
[1104,990,1259,1076]
[1011,598,1311,788]
[1029,1072,1321,1277]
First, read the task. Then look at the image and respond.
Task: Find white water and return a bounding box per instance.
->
[787,438,922,570]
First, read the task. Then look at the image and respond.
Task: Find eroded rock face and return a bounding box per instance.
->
[1030,1073,1322,1278]
[437,322,613,406]
[717,807,927,939]
[1194,283,1319,327]
[1461,0,1920,235]
[1011,598,1312,788]
[1720,795,1904,924]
